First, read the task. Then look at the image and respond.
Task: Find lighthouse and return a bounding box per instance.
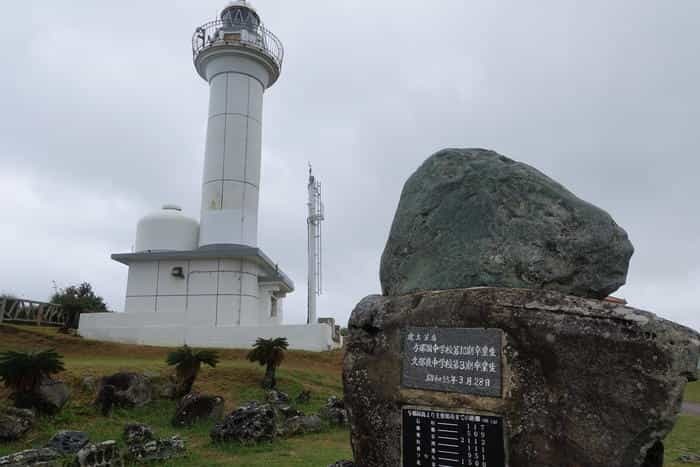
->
[78,1,342,352]
[193,0,283,247]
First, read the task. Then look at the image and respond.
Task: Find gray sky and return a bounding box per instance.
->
[1,1,698,331]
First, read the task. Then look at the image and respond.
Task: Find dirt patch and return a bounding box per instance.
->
[683,402,700,416]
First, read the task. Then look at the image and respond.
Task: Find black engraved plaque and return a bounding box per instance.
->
[402,327,502,397]
[402,408,506,467]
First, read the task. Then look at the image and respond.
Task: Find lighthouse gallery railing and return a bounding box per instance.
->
[192,19,284,70]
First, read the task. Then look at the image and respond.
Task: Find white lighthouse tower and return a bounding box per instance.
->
[79,1,342,352]
[194,1,282,248]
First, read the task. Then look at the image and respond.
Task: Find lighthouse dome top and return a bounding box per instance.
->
[134,205,199,253]
[221,0,260,21]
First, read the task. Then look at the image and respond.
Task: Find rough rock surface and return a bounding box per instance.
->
[0,408,34,442]
[171,393,224,427]
[46,431,89,455]
[80,376,97,393]
[211,402,277,444]
[0,448,59,466]
[34,377,71,414]
[281,415,323,437]
[265,389,290,404]
[155,379,177,400]
[380,148,634,299]
[318,396,348,426]
[123,424,154,447]
[96,373,152,415]
[73,441,123,467]
[277,405,303,419]
[678,453,700,463]
[343,288,699,467]
[127,436,185,463]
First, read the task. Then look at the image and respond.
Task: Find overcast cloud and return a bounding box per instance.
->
[1,1,698,331]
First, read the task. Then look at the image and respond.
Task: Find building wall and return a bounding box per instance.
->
[123,258,283,327]
[258,284,284,326]
[79,313,342,352]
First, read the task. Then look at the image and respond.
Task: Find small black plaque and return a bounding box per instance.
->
[402,327,502,397]
[402,408,505,467]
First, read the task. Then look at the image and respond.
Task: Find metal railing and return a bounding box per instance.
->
[0,298,66,327]
[192,19,284,70]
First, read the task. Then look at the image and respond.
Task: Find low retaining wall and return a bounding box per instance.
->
[79,312,341,352]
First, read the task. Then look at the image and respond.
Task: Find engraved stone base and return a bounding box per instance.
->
[343,288,699,467]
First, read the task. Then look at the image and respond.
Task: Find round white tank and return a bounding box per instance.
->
[134,205,199,252]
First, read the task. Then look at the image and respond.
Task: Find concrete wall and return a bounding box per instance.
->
[258,284,284,326]
[79,311,341,352]
[123,258,288,328]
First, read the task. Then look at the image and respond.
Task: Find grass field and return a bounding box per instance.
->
[684,379,700,404]
[0,324,698,466]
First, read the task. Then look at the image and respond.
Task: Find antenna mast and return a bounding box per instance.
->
[307,165,324,325]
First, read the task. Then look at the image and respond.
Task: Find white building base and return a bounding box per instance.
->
[79,312,342,352]
[88,246,344,351]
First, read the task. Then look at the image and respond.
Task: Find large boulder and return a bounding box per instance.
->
[343,288,699,467]
[95,373,152,415]
[211,402,278,444]
[0,407,34,442]
[171,393,224,427]
[380,148,634,299]
[34,377,71,414]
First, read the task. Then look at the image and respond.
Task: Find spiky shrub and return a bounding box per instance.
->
[166,345,219,397]
[0,349,65,409]
[247,337,289,389]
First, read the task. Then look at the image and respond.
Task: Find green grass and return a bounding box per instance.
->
[664,415,700,467]
[683,381,700,404]
[0,324,699,466]
[0,399,352,466]
[0,325,350,466]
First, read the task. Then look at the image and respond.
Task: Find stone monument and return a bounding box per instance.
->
[343,149,699,467]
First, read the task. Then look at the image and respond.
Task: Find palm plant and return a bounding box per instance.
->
[247,337,288,389]
[166,345,219,397]
[0,349,65,409]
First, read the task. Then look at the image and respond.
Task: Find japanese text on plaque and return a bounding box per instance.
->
[402,327,502,397]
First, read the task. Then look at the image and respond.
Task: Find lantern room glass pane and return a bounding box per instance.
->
[222,7,260,32]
